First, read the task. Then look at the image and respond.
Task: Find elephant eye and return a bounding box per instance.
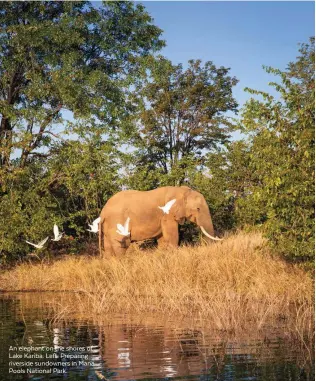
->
[197,207,200,211]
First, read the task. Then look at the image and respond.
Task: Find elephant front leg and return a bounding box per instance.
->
[157,235,167,248]
[161,218,179,247]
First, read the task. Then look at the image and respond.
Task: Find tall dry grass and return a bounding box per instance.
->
[0,232,314,340]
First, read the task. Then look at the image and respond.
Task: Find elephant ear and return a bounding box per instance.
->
[166,187,191,224]
[172,200,186,224]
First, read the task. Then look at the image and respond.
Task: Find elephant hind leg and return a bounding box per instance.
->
[99,219,113,257]
[110,236,131,258]
[101,236,114,258]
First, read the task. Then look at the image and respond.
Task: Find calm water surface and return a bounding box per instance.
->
[0,292,313,381]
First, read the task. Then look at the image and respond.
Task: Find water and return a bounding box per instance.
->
[0,292,313,381]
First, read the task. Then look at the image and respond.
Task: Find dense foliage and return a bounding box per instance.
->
[239,39,315,261]
[201,38,314,261]
[124,57,238,189]
[0,2,314,264]
[0,1,164,261]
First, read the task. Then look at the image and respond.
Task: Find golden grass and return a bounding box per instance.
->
[0,232,314,340]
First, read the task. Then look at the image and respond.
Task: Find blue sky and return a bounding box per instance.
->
[138,1,314,108]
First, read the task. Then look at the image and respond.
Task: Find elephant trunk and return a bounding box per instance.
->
[197,208,222,241]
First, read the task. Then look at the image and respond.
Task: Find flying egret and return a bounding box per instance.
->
[52,224,63,241]
[26,236,49,249]
[87,217,101,233]
[116,217,130,236]
[158,199,176,214]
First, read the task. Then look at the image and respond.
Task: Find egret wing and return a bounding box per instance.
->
[26,240,37,248]
[93,217,101,225]
[166,199,176,209]
[117,224,124,231]
[38,236,49,246]
[53,224,59,239]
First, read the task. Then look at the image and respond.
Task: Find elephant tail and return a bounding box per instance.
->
[99,217,104,256]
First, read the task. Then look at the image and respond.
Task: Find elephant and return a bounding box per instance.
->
[99,186,221,257]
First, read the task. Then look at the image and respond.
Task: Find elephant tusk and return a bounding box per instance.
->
[200,226,223,241]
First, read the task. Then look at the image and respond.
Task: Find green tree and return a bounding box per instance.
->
[240,38,315,261]
[0,1,164,262]
[125,57,238,188]
[46,127,121,237]
[190,140,265,234]
[0,1,163,169]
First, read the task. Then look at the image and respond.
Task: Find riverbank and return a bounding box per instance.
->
[0,232,313,340]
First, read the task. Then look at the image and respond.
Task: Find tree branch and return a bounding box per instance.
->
[20,104,63,167]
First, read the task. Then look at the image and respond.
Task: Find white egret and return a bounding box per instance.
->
[52,224,63,241]
[87,217,101,233]
[158,199,176,214]
[26,236,49,249]
[116,217,130,236]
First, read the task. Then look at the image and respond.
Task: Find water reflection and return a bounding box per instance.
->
[0,293,313,381]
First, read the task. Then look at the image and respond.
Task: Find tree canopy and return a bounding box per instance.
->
[0,1,164,169]
[124,57,238,188]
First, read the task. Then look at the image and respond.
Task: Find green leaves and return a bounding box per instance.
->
[125,56,238,187]
[238,38,315,261]
[0,1,164,262]
[0,1,164,168]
